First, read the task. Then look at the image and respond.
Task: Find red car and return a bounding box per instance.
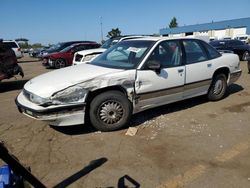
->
[43,42,100,68]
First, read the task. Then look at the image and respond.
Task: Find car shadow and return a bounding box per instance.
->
[18,59,41,63]
[130,83,244,127]
[0,79,29,93]
[50,123,96,135]
[52,83,243,135]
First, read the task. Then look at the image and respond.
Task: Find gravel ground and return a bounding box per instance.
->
[0,55,250,188]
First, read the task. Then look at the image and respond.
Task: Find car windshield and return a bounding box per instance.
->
[47,43,63,52]
[91,40,155,69]
[101,38,115,49]
[239,37,247,40]
[60,45,73,52]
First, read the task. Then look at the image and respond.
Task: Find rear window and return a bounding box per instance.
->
[201,41,221,59]
[3,42,18,48]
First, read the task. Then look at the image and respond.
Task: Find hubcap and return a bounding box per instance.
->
[99,101,124,125]
[213,80,223,95]
[56,60,65,68]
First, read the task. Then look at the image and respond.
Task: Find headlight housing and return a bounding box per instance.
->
[51,85,88,105]
[82,54,97,62]
[23,89,50,105]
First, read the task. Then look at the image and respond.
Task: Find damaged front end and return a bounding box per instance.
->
[16,86,88,126]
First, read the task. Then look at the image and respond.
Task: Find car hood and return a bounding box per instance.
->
[76,48,106,56]
[24,63,123,98]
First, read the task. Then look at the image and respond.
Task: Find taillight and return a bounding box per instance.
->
[17,48,21,51]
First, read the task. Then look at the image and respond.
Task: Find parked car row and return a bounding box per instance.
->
[43,42,101,68]
[73,35,146,65]
[16,37,242,131]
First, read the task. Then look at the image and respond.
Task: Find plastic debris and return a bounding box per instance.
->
[125,127,138,136]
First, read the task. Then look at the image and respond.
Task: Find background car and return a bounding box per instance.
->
[73,35,146,65]
[235,35,249,44]
[3,40,23,59]
[41,40,98,57]
[209,39,250,60]
[44,42,100,68]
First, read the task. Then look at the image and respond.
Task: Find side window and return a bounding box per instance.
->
[146,40,182,68]
[183,40,208,64]
[201,41,221,59]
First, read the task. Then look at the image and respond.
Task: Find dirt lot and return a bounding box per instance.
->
[1,55,250,188]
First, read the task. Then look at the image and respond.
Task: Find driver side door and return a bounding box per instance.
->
[135,40,185,111]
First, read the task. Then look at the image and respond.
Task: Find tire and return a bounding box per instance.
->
[89,90,132,132]
[54,59,66,69]
[242,51,249,61]
[207,74,227,101]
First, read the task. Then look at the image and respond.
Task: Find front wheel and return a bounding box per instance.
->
[207,74,227,101]
[54,59,66,69]
[89,91,132,132]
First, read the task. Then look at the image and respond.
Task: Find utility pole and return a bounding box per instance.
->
[100,16,103,43]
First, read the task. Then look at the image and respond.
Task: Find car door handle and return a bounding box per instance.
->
[178,69,184,73]
[207,63,212,68]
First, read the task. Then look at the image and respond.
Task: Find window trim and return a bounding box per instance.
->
[181,39,209,65]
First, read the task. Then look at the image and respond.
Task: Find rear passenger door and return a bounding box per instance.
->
[182,40,214,98]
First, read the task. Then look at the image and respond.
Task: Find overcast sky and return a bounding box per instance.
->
[1,0,250,45]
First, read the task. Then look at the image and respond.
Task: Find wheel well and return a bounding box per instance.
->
[213,67,230,80]
[86,86,129,104]
[84,86,130,123]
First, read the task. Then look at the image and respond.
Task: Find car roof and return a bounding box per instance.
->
[3,40,18,43]
[210,39,239,43]
[127,36,203,42]
[61,41,97,44]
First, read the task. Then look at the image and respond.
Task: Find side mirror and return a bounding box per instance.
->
[147,60,161,73]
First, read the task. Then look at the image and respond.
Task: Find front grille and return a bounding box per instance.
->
[75,54,83,62]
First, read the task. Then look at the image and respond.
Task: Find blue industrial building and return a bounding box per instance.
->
[160,17,250,39]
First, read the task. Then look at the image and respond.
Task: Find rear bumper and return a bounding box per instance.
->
[229,70,242,84]
[15,92,86,126]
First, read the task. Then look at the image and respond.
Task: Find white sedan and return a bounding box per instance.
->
[16,37,241,131]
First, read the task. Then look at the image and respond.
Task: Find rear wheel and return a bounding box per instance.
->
[89,90,132,132]
[54,59,66,69]
[207,74,227,101]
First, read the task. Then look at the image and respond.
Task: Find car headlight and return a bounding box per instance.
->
[23,90,51,105]
[82,54,96,62]
[51,86,88,104]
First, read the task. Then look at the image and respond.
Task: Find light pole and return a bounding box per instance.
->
[100,16,103,43]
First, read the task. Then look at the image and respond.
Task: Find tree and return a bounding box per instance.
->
[168,17,178,28]
[107,28,121,38]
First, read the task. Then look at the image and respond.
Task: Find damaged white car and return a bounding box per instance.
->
[16,37,242,131]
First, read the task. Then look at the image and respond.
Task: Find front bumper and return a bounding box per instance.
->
[16,91,86,126]
[229,70,242,84]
